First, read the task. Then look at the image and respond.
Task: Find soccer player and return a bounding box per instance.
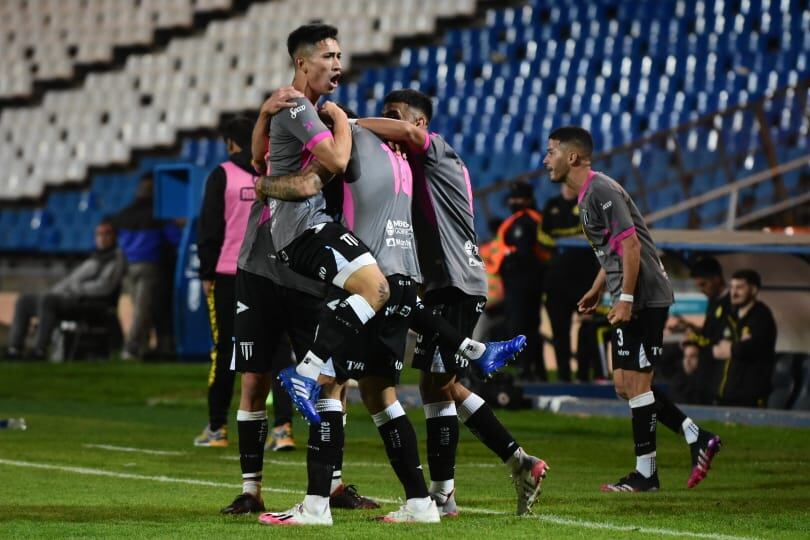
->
[258,115,440,525]
[354,89,548,516]
[543,126,722,492]
[219,93,377,516]
[263,24,392,423]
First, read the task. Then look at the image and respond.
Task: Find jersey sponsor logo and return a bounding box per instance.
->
[468,257,485,267]
[240,341,254,360]
[602,200,613,210]
[386,219,413,237]
[340,233,359,246]
[289,104,307,119]
[464,241,480,257]
[386,237,413,249]
[236,301,250,314]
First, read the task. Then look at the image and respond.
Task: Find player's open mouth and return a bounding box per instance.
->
[329,73,341,89]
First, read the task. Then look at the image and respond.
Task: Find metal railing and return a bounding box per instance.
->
[474,78,810,230]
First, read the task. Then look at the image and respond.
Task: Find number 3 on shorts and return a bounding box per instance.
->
[616,328,624,346]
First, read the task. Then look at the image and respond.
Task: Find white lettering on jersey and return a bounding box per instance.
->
[289,104,307,119]
[602,200,613,210]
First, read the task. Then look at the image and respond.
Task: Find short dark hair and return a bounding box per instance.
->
[732,269,762,288]
[549,126,594,157]
[220,115,253,151]
[690,256,724,279]
[287,24,339,59]
[383,89,434,122]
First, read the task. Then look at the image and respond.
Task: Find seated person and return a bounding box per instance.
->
[671,256,731,404]
[3,219,126,360]
[712,269,777,408]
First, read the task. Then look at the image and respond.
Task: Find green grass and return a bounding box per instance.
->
[1,362,809,539]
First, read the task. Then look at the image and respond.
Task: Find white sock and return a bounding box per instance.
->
[429,479,454,498]
[303,494,330,516]
[242,478,260,497]
[506,447,527,474]
[458,338,486,360]
[371,401,406,427]
[345,294,376,323]
[406,496,433,512]
[296,351,325,379]
[331,470,343,494]
[457,393,485,423]
[682,418,700,445]
[636,451,657,478]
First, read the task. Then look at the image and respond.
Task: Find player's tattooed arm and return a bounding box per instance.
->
[255,161,335,202]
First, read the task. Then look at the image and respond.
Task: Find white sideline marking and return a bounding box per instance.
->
[219,455,498,468]
[0,458,757,540]
[83,444,185,456]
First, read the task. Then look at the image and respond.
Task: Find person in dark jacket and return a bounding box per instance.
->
[113,174,177,360]
[497,181,549,381]
[194,116,296,450]
[3,219,125,360]
[713,269,777,407]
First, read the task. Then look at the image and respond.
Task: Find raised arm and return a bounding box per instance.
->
[308,102,352,174]
[356,117,429,154]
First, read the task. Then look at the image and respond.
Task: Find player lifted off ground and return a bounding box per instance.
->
[257,112,441,525]
[544,126,721,492]
[260,24,392,423]
[355,89,548,515]
[219,91,378,516]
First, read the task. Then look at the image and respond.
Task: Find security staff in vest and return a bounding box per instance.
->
[194,116,294,448]
[497,181,549,381]
[540,182,600,381]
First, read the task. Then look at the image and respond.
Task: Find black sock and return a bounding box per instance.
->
[307,408,343,497]
[425,414,459,483]
[652,386,687,435]
[461,397,519,462]
[271,374,293,427]
[309,294,374,361]
[410,301,466,352]
[237,410,268,487]
[377,414,429,499]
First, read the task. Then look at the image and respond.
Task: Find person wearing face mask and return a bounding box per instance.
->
[495,181,551,381]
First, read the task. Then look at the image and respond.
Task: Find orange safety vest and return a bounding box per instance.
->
[492,208,551,272]
[479,238,505,304]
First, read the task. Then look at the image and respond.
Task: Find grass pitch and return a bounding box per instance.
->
[1,362,808,539]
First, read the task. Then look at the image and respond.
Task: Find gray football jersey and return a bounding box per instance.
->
[410,132,487,296]
[578,172,673,309]
[342,125,421,281]
[267,96,335,251]
[237,199,328,298]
